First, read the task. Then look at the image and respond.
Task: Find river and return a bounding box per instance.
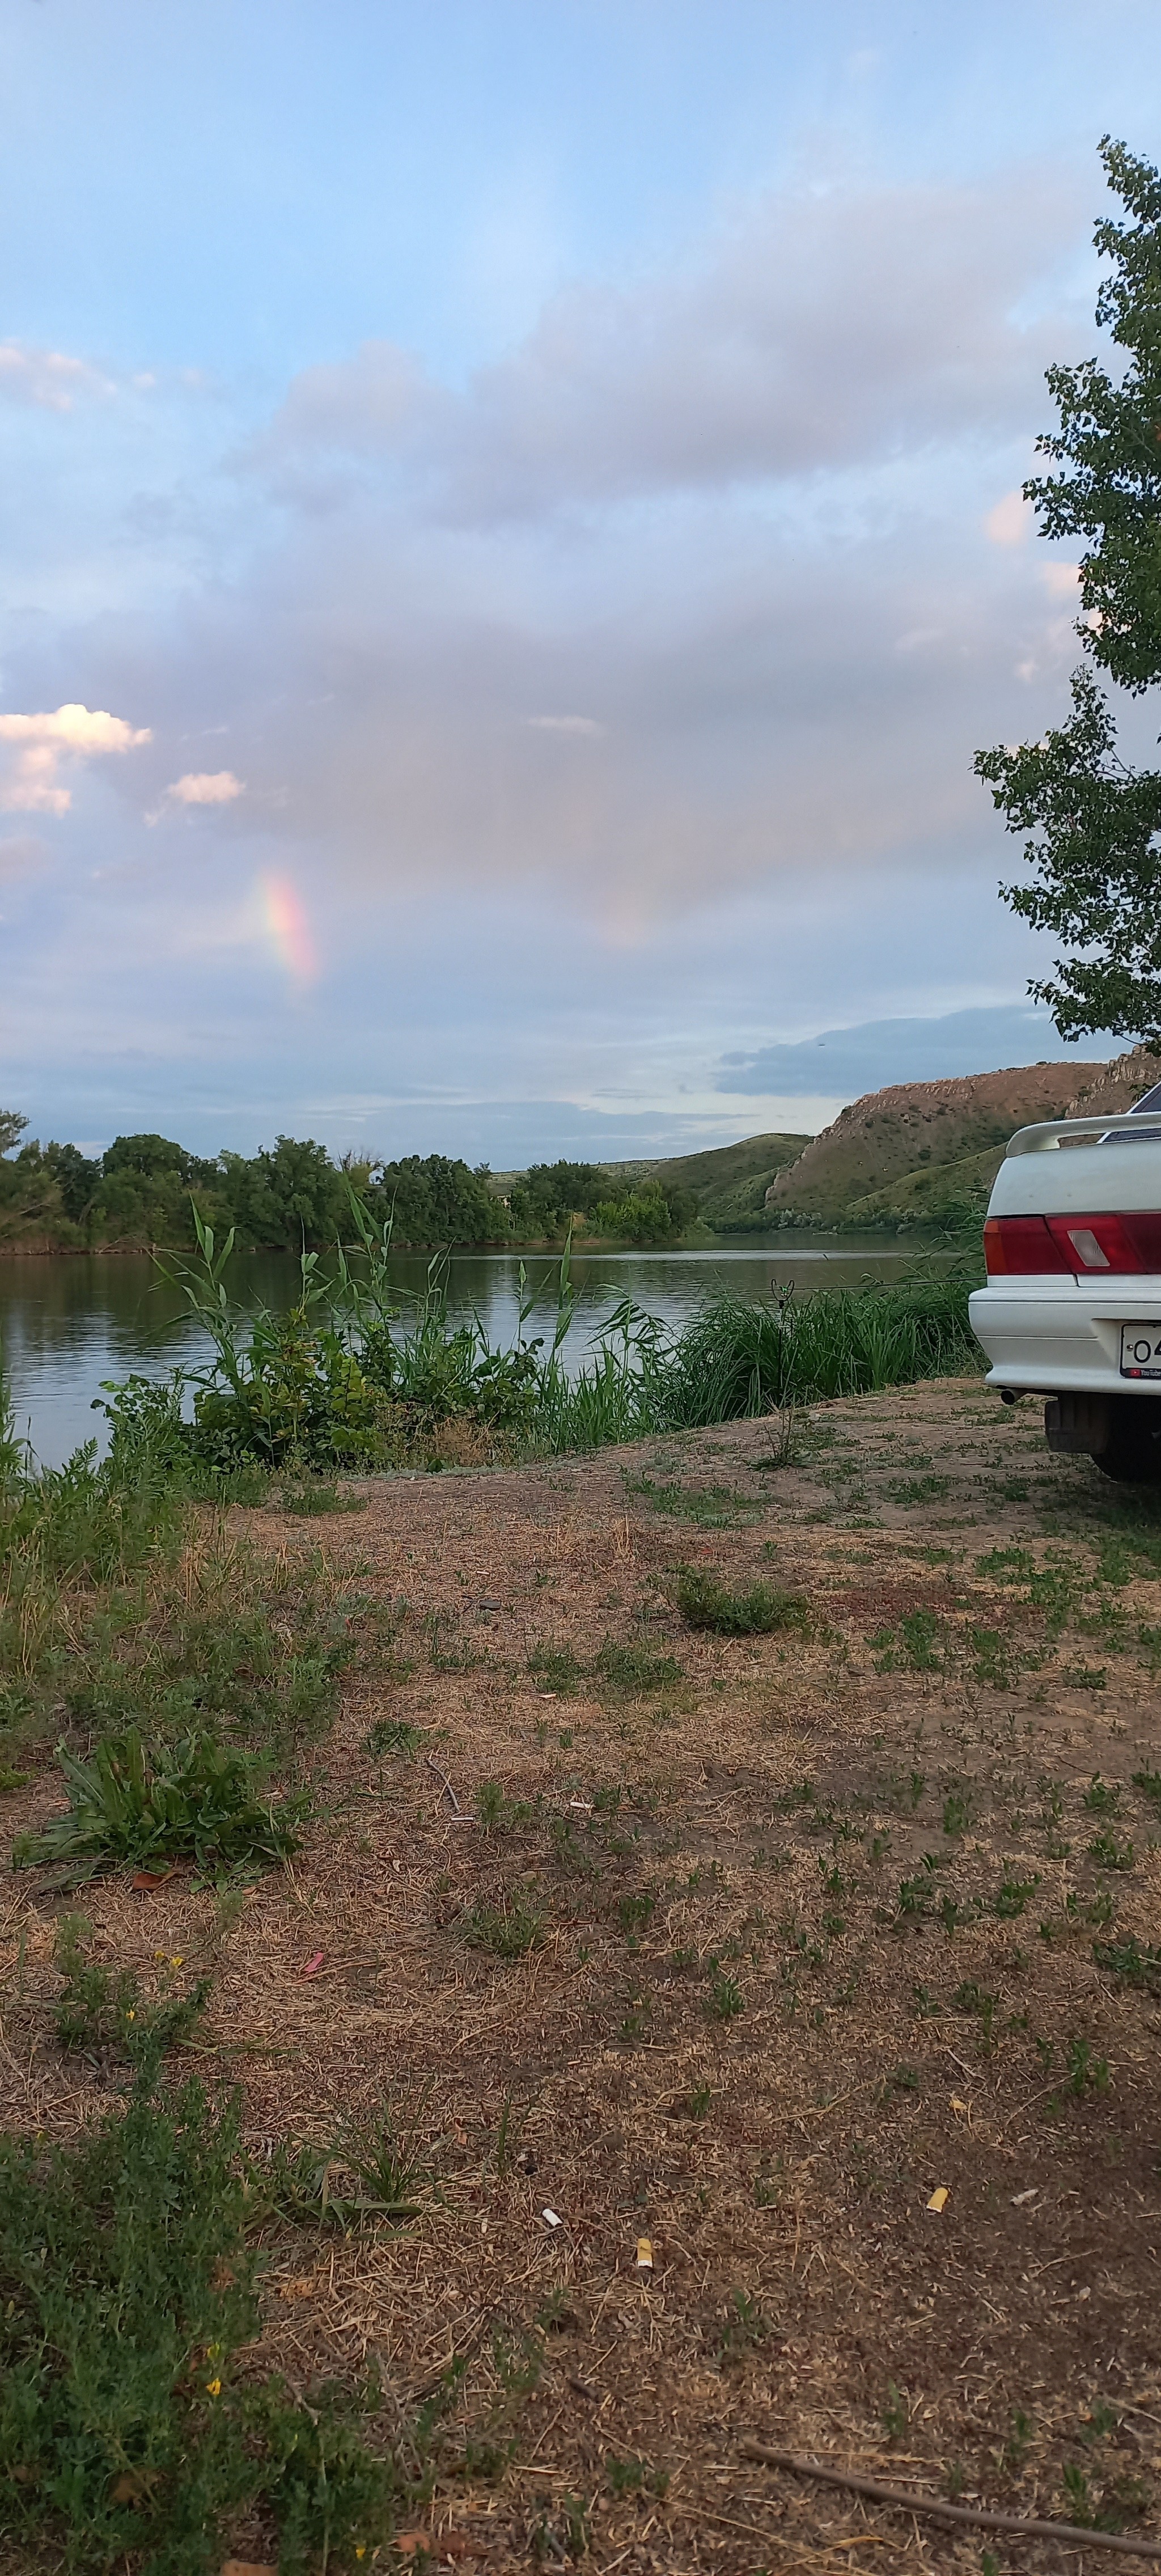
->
[0,1238,924,1466]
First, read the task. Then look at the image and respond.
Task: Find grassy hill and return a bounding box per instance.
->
[765,1061,1108,1231]
[491,1133,811,1238]
[641,1130,810,1230]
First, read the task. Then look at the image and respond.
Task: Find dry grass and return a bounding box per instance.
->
[4,1378,1161,2571]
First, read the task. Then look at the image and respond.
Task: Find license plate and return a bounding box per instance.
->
[1120,1324,1161,1378]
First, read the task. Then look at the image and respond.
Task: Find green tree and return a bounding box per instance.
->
[366,1153,502,1245]
[218,1137,348,1248]
[95,1134,223,1247]
[507,1160,609,1235]
[591,1183,694,1243]
[976,140,1161,1044]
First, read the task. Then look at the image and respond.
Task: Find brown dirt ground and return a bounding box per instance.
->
[5,1377,1161,2573]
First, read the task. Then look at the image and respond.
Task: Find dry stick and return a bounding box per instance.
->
[740,2445,1161,2561]
[423,1755,460,1814]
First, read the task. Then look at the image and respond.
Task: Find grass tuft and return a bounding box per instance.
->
[673,1570,811,1636]
[14,1726,308,1882]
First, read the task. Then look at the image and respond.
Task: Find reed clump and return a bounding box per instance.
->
[103,1199,980,1477]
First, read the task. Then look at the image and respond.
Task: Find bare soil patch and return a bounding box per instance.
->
[5,1379,1161,2572]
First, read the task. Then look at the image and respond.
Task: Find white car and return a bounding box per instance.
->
[968,1080,1161,1482]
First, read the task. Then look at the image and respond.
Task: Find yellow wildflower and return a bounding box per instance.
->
[205,2378,222,2398]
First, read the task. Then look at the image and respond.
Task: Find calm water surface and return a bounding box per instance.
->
[0,1239,917,1466]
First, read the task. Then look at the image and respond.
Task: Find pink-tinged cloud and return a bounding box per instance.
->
[260,872,316,981]
[1041,562,1081,600]
[0,342,109,411]
[166,769,245,807]
[984,488,1032,545]
[0,704,151,815]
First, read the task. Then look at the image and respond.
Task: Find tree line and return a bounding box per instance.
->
[0,1120,696,1251]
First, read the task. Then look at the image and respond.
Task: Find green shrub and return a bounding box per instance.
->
[14,1726,308,1880]
[0,2060,395,2571]
[673,1571,811,1636]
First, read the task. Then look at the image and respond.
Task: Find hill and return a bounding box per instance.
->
[764,1061,1107,1231]
[641,1130,810,1230]
[1067,1044,1161,1120]
[491,1133,810,1238]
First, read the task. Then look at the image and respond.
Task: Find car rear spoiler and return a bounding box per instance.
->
[1006,1111,1161,1155]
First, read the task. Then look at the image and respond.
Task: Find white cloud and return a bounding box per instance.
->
[0,343,110,412]
[985,488,1033,544]
[0,706,151,815]
[165,770,246,807]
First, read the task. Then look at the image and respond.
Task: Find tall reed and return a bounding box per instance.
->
[101,1200,982,1473]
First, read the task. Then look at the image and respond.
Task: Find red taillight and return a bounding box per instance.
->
[1046,1212,1144,1272]
[985,1211,1161,1276]
[984,1215,1068,1276]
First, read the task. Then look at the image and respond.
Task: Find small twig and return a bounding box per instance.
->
[424,1755,460,1814]
[740,2444,1161,2559]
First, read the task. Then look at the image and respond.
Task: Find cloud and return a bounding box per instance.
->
[252,164,1083,523]
[985,488,1033,544]
[0,342,110,412]
[717,1003,1098,1099]
[0,144,1104,1159]
[0,834,49,881]
[164,770,246,807]
[0,706,151,816]
[1041,561,1081,600]
[526,714,603,735]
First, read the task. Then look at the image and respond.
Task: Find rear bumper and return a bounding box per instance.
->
[968,1278,1161,1397]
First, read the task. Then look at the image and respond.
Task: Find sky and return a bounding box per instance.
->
[2,0,1159,1166]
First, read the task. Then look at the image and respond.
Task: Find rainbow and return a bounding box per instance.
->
[260,871,316,982]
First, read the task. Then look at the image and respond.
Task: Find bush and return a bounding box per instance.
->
[674,1572,811,1636]
[591,1185,689,1243]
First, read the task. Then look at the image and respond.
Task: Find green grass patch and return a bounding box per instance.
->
[461,1891,544,1959]
[593,1637,684,1694]
[674,1571,811,1636]
[14,1727,308,1884]
[0,2054,397,2572]
[625,1475,763,1527]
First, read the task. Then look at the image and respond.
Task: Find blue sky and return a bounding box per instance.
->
[2,0,1158,1162]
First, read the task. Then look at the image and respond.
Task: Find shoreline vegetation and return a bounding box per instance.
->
[0,1115,813,1259]
[94,1204,982,1480]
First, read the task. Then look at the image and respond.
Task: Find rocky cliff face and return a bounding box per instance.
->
[1066,1046,1161,1119]
[764,1059,1108,1223]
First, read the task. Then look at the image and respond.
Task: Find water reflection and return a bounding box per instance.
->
[0,1238,920,1467]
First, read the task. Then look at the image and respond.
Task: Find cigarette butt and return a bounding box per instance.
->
[542,2206,562,2230]
[926,2186,950,2214]
[635,2236,654,2273]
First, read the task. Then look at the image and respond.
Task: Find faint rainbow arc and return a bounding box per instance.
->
[259,872,316,982]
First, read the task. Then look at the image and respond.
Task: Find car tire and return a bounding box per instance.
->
[1093,1410,1161,1483]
